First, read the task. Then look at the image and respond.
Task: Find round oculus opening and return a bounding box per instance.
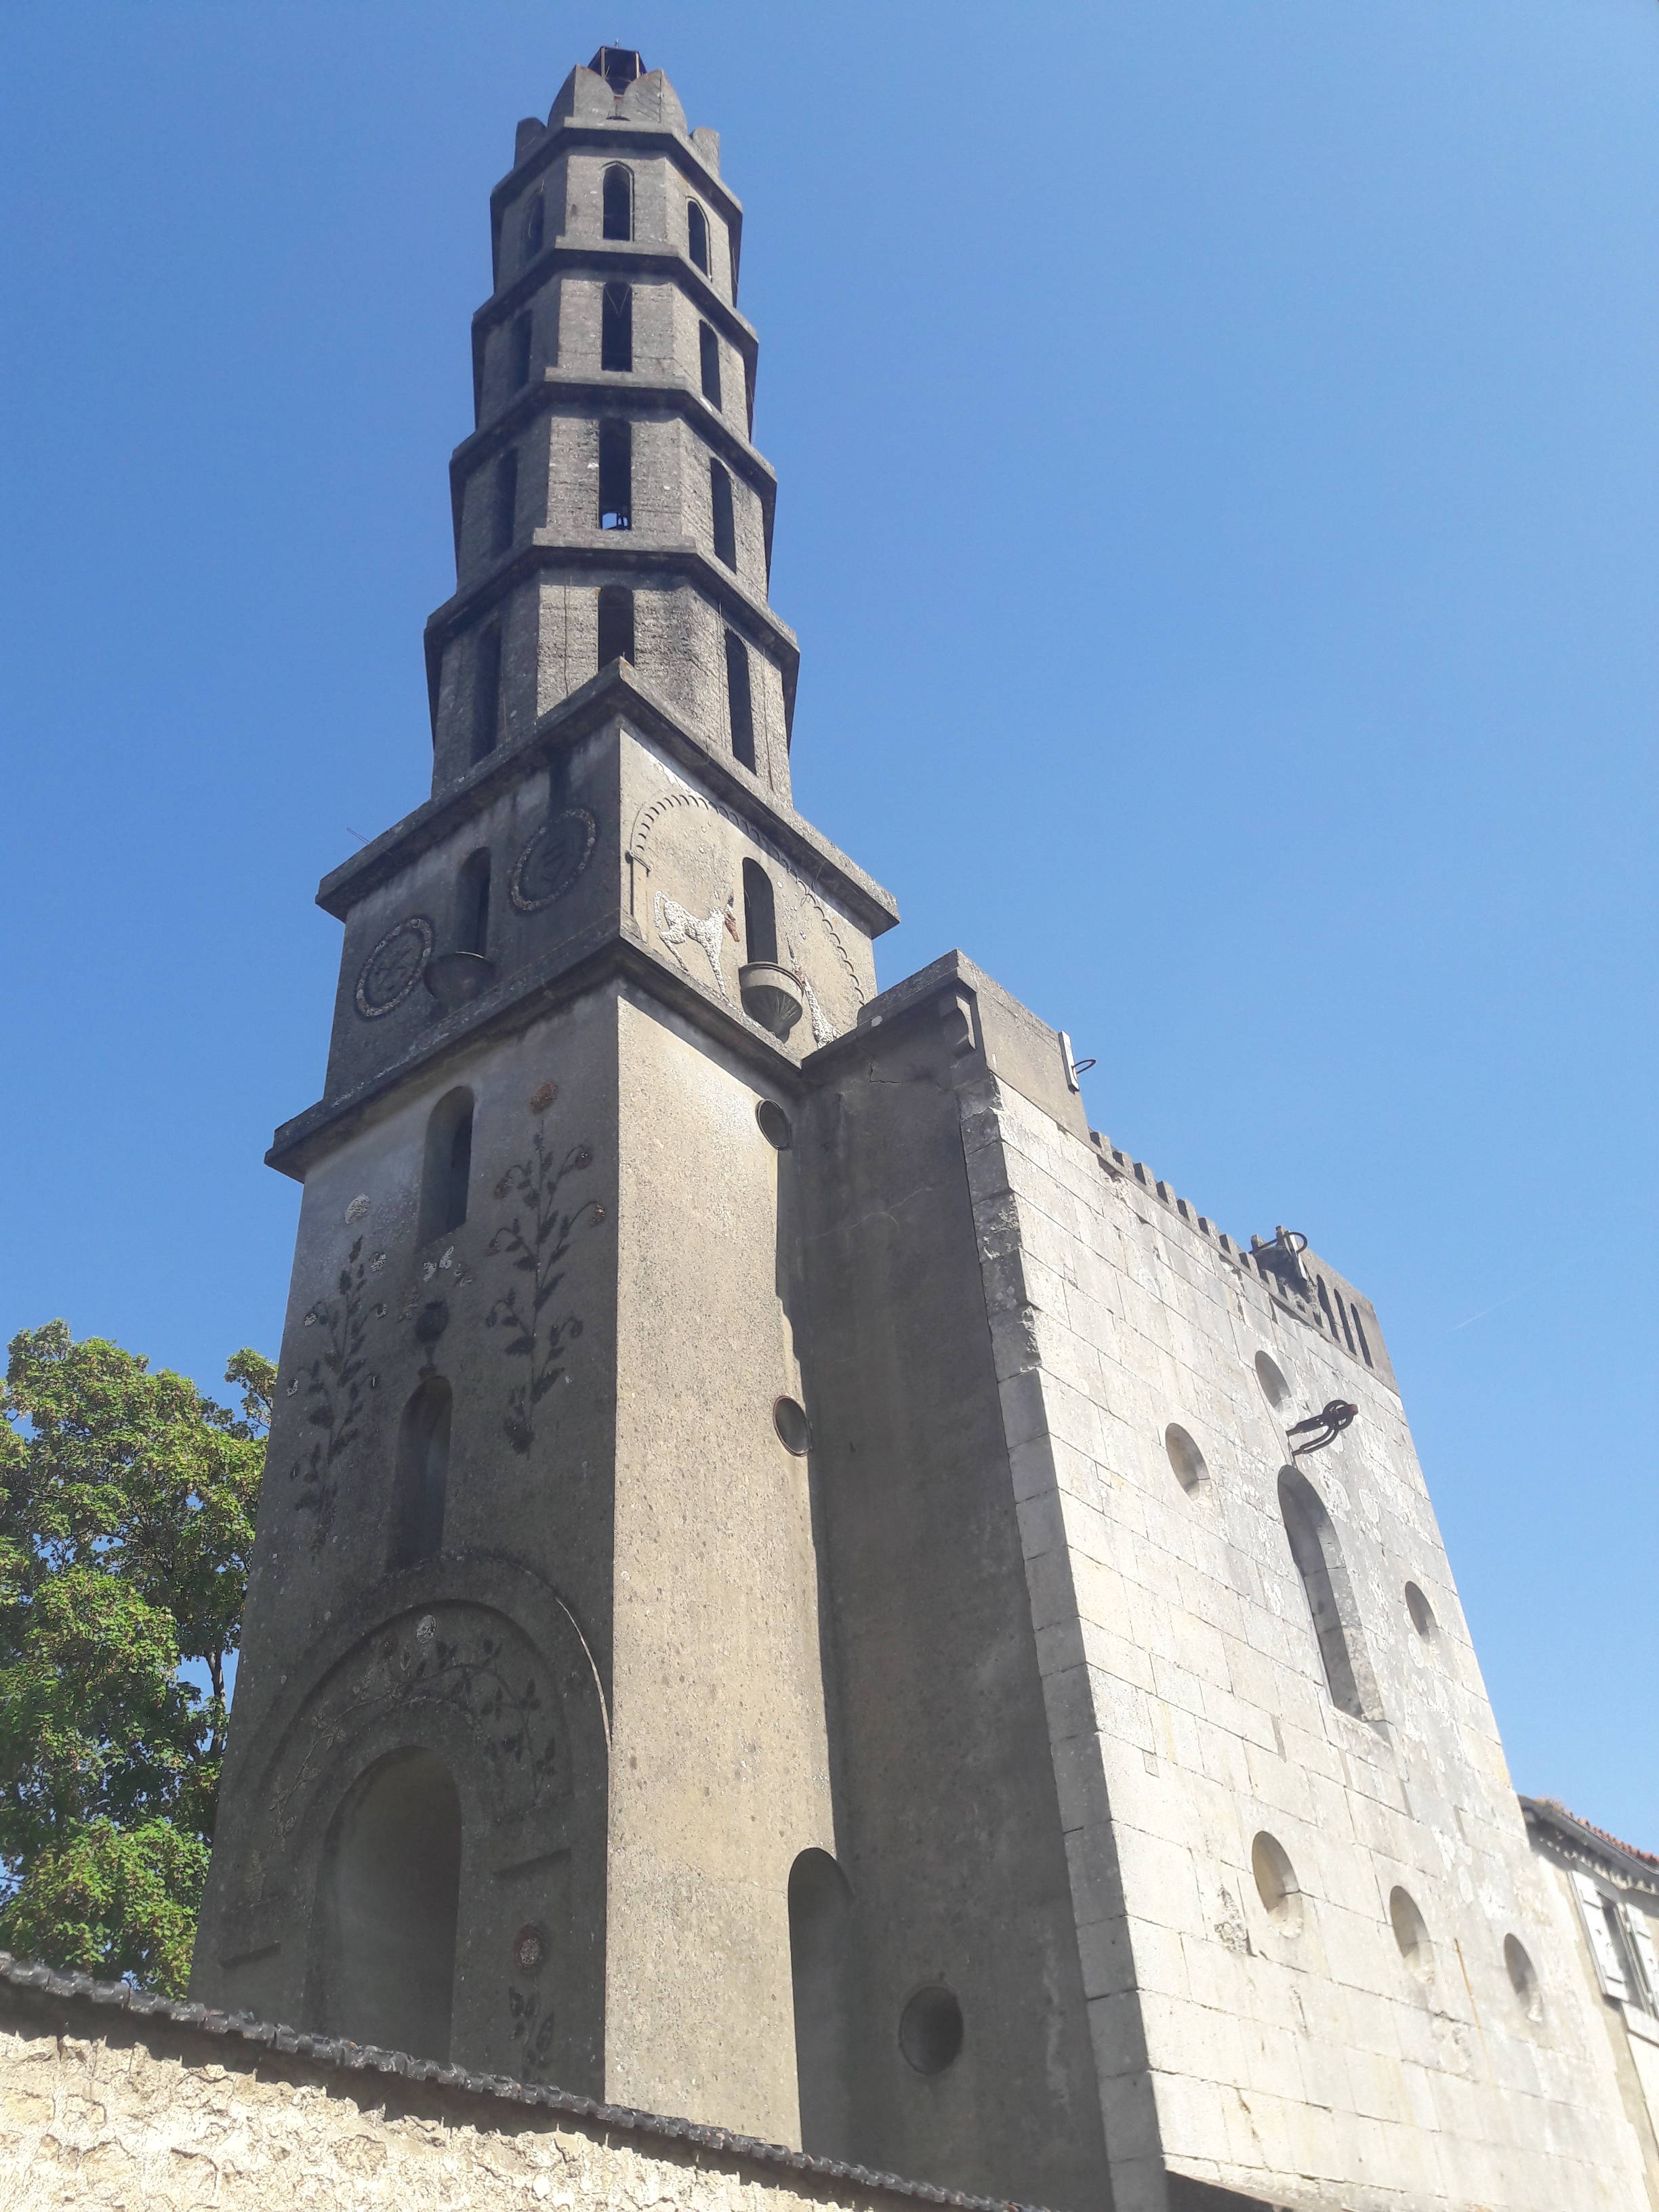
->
[1389,1886,1433,1980]
[1251,1832,1303,1931]
[773,1396,811,1455]
[1404,1582,1438,1641]
[756,1099,793,1150]
[1164,1423,1210,1495]
[1504,1934,1542,2020]
[899,1984,963,2075]
[1254,1350,1290,1411]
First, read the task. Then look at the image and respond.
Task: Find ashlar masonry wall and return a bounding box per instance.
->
[961,1073,1649,2212]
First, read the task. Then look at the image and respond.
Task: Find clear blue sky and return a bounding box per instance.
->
[1,3,1654,1842]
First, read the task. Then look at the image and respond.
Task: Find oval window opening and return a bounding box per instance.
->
[1251,1832,1303,1931]
[774,1396,811,1455]
[1504,1934,1542,2020]
[1255,1351,1290,1411]
[1404,1582,1437,1641]
[1389,1886,1433,1981]
[899,1985,962,2075]
[1164,1423,1209,1494]
[756,1100,793,1150]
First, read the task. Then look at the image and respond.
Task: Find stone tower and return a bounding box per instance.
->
[196,51,1651,2212]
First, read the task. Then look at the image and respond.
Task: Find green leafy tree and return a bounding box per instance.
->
[0,1323,272,1993]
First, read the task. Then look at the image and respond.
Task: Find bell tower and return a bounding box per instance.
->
[194,48,897,2144]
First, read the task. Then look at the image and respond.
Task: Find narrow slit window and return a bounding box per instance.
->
[710,459,736,568]
[457,849,491,957]
[1351,1303,1374,1366]
[602,281,633,372]
[390,1377,452,1570]
[508,312,533,390]
[522,189,545,264]
[598,419,632,529]
[602,164,633,241]
[490,447,518,557]
[419,1087,474,1244]
[699,322,722,409]
[1277,1466,1376,1720]
[471,626,501,764]
[687,200,710,274]
[597,585,635,668]
[724,630,756,771]
[743,859,777,966]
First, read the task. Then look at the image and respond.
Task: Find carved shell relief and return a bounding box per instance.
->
[354,914,435,1019]
[628,781,866,1046]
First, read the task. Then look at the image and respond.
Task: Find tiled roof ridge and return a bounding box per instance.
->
[0,1952,1041,2212]
[1525,1796,1659,1872]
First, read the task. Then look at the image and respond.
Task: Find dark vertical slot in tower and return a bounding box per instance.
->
[522,188,545,265]
[457,849,491,956]
[602,163,633,240]
[687,199,710,273]
[599,420,632,529]
[788,1850,857,2160]
[420,1088,474,1242]
[710,460,735,567]
[491,447,519,556]
[509,312,533,390]
[724,630,756,769]
[699,322,722,409]
[391,1377,453,1568]
[598,584,636,668]
[602,283,634,372]
[471,626,502,762]
[742,859,777,964]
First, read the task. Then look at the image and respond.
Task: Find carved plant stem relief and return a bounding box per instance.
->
[487,1094,604,1454]
[289,1235,376,1546]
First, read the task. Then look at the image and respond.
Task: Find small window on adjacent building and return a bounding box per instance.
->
[602,164,633,241]
[490,448,518,558]
[710,459,736,567]
[1574,1872,1659,2012]
[598,584,635,668]
[508,312,533,391]
[522,189,545,264]
[699,322,722,409]
[742,858,777,966]
[471,626,502,764]
[419,1088,474,1243]
[687,200,710,274]
[724,630,756,771]
[602,281,633,372]
[598,419,632,529]
[390,1376,452,1570]
[457,849,491,957]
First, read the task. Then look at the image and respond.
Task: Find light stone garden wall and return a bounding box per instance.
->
[0,1969,978,2212]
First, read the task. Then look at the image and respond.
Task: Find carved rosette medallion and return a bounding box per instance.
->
[354,915,434,1019]
[510,808,598,914]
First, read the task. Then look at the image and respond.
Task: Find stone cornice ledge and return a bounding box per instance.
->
[0,1952,1044,2212]
[316,661,898,939]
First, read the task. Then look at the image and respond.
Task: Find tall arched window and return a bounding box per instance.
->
[419,1087,474,1242]
[699,322,722,409]
[508,312,533,391]
[710,459,736,568]
[457,849,491,957]
[490,447,518,557]
[788,1849,855,2158]
[687,200,710,274]
[391,1375,452,1569]
[743,859,777,965]
[598,584,635,668]
[471,626,501,764]
[602,282,633,372]
[599,419,632,530]
[314,1749,462,2062]
[724,630,755,771]
[602,164,633,241]
[1277,1466,1378,1720]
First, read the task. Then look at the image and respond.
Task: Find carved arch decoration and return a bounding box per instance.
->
[626,782,866,1044]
